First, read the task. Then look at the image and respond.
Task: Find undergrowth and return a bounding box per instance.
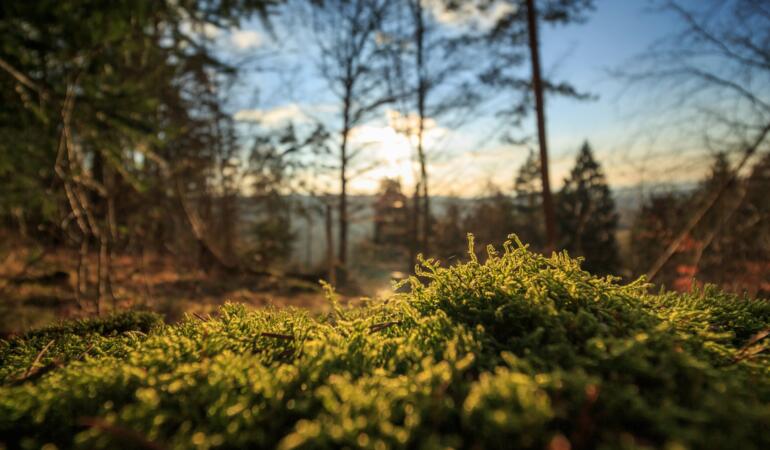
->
[0,236,768,449]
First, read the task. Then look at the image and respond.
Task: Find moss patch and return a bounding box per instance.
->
[1,237,768,449]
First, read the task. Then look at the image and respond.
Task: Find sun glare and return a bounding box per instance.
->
[347,110,446,193]
[348,124,415,193]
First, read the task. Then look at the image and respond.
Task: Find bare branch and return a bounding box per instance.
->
[646,122,770,280]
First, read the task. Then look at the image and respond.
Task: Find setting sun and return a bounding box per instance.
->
[347,110,445,193]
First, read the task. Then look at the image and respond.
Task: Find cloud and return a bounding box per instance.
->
[426,0,516,29]
[386,110,437,135]
[231,30,263,49]
[180,21,222,40]
[385,109,447,149]
[344,110,457,194]
[234,103,310,125]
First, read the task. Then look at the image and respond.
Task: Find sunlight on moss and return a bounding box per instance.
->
[1,236,768,449]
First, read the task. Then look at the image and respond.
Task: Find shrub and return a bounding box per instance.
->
[0,237,768,449]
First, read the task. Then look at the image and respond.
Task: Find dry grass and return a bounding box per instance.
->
[0,245,366,335]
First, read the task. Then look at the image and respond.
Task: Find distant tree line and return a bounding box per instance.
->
[426,141,619,275]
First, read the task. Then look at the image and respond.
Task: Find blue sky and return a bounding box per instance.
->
[539,0,683,185]
[211,0,705,196]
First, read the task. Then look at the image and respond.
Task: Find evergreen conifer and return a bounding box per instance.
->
[556,142,620,274]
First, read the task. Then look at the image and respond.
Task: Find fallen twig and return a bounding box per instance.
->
[260,332,293,340]
[730,328,770,365]
[23,339,55,379]
[277,348,295,359]
[78,417,165,450]
[12,342,95,386]
[369,321,400,333]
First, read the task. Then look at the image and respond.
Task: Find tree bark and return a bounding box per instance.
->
[325,201,336,286]
[338,81,352,277]
[415,0,430,256]
[339,121,349,268]
[409,181,421,270]
[526,0,558,252]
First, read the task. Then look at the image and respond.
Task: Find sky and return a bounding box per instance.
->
[204,0,706,197]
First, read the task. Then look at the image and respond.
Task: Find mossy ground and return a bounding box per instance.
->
[1,237,769,449]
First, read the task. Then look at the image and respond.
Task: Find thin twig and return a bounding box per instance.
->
[729,328,770,365]
[369,321,400,333]
[691,183,748,272]
[23,339,55,379]
[0,56,49,100]
[260,332,294,340]
[12,342,95,386]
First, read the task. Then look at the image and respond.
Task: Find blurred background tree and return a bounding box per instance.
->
[556,142,619,275]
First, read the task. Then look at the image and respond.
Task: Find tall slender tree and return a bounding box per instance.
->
[525,0,556,251]
[472,0,594,252]
[307,0,395,281]
[383,0,479,261]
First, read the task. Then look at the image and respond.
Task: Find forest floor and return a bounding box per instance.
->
[0,244,388,336]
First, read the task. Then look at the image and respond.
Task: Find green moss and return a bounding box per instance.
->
[0,311,164,384]
[0,237,768,449]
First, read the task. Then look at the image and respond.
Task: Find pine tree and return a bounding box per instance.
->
[512,150,545,250]
[556,142,620,274]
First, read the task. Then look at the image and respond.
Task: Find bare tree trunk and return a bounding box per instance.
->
[220,193,236,263]
[413,0,430,257]
[526,0,558,252]
[96,236,106,316]
[54,81,105,314]
[409,181,421,270]
[76,239,88,310]
[174,178,237,273]
[418,127,429,255]
[339,142,347,268]
[325,201,336,286]
[106,182,117,311]
[338,88,352,277]
[306,212,313,271]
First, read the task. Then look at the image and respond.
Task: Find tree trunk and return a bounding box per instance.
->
[338,86,352,281]
[409,181,421,270]
[305,211,313,271]
[174,178,237,273]
[418,122,429,256]
[415,0,430,256]
[526,0,558,252]
[326,201,336,286]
